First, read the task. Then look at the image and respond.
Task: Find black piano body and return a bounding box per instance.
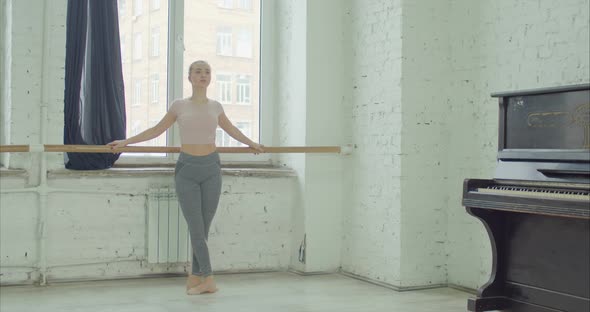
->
[462,84,590,312]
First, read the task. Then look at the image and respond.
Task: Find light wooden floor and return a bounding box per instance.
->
[0,272,474,312]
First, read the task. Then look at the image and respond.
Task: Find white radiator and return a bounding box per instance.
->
[147,187,191,264]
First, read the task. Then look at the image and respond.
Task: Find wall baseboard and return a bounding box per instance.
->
[447,283,478,295]
[339,270,447,292]
[287,268,336,276]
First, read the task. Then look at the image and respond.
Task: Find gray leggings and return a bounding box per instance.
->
[174,152,222,277]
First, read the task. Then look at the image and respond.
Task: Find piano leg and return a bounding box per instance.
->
[465,206,590,312]
[466,207,511,311]
[468,297,510,311]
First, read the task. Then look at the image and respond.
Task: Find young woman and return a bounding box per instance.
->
[108,60,264,295]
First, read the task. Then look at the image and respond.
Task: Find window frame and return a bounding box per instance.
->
[118,0,274,165]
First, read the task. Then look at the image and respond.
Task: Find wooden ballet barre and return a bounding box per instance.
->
[0,145,30,152]
[0,144,345,154]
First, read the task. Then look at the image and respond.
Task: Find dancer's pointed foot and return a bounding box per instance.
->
[186,274,202,291]
[187,276,217,295]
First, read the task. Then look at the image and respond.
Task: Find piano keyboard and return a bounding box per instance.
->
[477,186,590,201]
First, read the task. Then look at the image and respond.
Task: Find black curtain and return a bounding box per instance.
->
[64,0,126,170]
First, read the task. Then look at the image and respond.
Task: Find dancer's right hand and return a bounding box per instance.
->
[107,140,128,151]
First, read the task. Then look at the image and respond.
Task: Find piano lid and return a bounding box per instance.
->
[493,83,590,162]
[491,83,590,184]
[491,83,590,98]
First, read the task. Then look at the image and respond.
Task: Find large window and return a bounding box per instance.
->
[187,0,261,158]
[117,0,267,162]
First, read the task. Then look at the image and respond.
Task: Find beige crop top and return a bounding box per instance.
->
[169,98,224,144]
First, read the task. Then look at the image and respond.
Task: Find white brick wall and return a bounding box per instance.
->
[343,0,589,291]
[446,0,590,289]
[1,172,296,284]
[0,0,297,284]
[342,0,404,285]
[1,0,588,290]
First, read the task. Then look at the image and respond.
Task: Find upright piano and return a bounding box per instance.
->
[462,84,590,312]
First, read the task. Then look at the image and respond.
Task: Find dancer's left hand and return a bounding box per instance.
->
[249,143,265,154]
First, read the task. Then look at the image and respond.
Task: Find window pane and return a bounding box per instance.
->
[151,0,160,11]
[237,0,252,10]
[133,80,142,106]
[133,0,142,17]
[151,26,160,57]
[133,33,142,60]
[236,74,250,105]
[150,74,159,104]
[120,35,126,62]
[235,28,252,58]
[118,0,168,156]
[151,27,159,57]
[217,0,233,9]
[216,74,232,104]
[216,27,233,56]
[184,1,261,147]
[119,0,127,18]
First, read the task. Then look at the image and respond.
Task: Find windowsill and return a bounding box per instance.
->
[0,167,28,177]
[47,165,296,178]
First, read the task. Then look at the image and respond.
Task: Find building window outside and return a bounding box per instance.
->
[215,128,224,147]
[236,74,250,105]
[133,0,142,17]
[150,74,159,104]
[237,0,252,10]
[133,80,142,106]
[216,27,233,56]
[118,0,126,18]
[216,122,250,147]
[131,120,142,136]
[236,122,251,140]
[117,0,265,160]
[216,74,232,104]
[133,33,142,60]
[151,0,160,11]
[120,35,126,62]
[235,28,252,58]
[217,0,232,9]
[151,27,160,57]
